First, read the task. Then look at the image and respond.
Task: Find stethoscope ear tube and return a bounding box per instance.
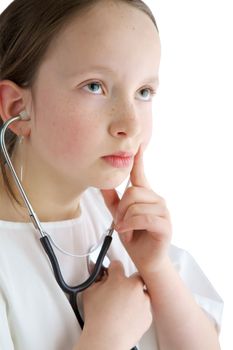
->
[0,115,46,236]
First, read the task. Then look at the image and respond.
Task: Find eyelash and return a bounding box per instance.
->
[83,81,156,101]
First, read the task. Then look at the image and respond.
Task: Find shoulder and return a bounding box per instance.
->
[169,244,193,269]
[168,244,213,284]
[169,244,223,331]
[0,221,40,273]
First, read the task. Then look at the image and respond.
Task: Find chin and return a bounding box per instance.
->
[94,173,130,190]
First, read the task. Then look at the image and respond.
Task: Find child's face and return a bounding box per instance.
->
[28,1,160,190]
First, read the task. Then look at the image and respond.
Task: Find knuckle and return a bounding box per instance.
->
[128,203,138,216]
[159,196,166,206]
[164,207,170,217]
[126,186,137,197]
[145,214,154,225]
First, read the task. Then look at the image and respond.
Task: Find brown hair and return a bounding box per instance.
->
[0,0,158,199]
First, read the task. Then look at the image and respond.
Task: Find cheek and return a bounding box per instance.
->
[33,106,94,162]
[141,116,153,149]
[50,119,92,160]
[31,84,97,163]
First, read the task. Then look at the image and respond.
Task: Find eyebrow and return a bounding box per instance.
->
[74,65,159,86]
[141,76,159,86]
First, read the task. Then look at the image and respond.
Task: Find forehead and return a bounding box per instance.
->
[39,1,160,82]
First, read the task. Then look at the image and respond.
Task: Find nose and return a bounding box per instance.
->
[108,101,141,139]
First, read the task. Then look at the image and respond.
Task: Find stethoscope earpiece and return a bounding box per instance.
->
[19,110,30,121]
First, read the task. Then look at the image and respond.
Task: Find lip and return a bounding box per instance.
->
[101,151,134,168]
[105,151,134,157]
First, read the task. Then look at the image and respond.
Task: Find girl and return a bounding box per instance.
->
[0,0,223,349]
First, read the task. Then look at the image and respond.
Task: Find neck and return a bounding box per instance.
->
[0,160,84,223]
[0,180,82,223]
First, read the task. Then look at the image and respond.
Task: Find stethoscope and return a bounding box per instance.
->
[0,112,138,350]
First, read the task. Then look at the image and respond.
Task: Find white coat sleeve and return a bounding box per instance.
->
[169,245,224,333]
[0,290,14,350]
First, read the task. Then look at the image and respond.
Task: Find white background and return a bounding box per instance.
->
[145,1,232,349]
[0,1,232,349]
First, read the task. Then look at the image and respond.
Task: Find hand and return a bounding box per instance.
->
[81,261,152,350]
[101,145,172,275]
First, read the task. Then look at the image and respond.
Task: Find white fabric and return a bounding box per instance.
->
[0,187,223,350]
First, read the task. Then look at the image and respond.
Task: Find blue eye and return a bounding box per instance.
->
[84,82,103,94]
[141,89,150,98]
[138,88,156,101]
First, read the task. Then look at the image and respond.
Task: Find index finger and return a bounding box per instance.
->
[130,145,151,189]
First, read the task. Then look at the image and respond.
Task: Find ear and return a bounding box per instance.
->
[0,80,31,136]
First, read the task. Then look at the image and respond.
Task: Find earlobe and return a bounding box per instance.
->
[0,80,31,136]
